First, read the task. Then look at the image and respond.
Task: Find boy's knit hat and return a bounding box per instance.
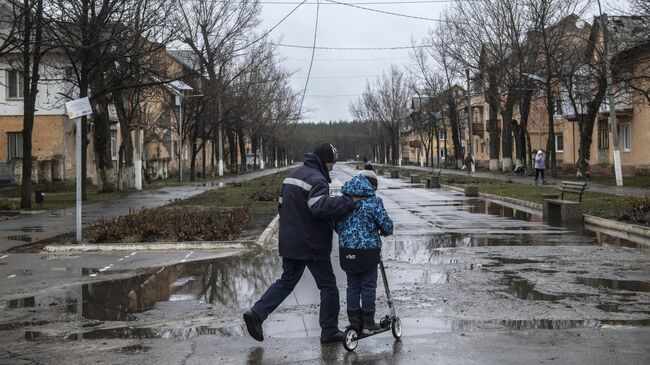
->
[359,169,378,190]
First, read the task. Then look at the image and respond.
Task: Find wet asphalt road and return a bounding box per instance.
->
[0,164,649,364]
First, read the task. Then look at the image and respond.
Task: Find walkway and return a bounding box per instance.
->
[372,163,649,197]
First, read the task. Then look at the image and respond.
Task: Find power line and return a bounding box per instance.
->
[236,0,308,51]
[287,56,409,61]
[299,0,320,112]
[305,94,362,97]
[257,0,461,4]
[295,74,379,79]
[272,42,437,50]
[323,0,449,22]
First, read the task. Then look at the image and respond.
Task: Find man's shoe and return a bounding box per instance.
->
[243,310,264,342]
[320,330,344,344]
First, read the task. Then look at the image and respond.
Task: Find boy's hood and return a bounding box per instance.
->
[341,174,375,197]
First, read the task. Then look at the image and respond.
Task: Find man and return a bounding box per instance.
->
[243,143,359,344]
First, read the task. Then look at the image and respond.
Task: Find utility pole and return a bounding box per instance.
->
[466,69,474,172]
[601,12,623,186]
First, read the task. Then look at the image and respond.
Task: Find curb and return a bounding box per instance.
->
[440,184,649,243]
[43,215,283,252]
[441,184,543,212]
[257,214,280,248]
[584,215,650,243]
[43,241,258,252]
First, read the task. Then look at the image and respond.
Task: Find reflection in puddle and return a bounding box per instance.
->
[4,249,281,322]
[502,275,563,301]
[577,277,650,293]
[26,316,650,342]
[466,199,533,221]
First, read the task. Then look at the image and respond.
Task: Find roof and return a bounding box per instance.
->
[167,49,201,71]
[608,15,650,55]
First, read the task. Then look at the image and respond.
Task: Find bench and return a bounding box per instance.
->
[559,181,588,202]
[543,181,587,226]
[410,174,421,183]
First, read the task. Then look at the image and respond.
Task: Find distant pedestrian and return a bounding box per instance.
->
[534,150,546,185]
[464,153,474,175]
[243,143,361,344]
[335,167,393,335]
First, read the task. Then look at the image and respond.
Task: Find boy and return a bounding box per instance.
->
[335,166,394,334]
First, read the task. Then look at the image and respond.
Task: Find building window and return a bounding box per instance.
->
[621,123,631,152]
[554,97,563,116]
[598,119,609,149]
[6,70,24,99]
[111,130,118,160]
[7,132,23,160]
[555,133,564,152]
[439,130,447,140]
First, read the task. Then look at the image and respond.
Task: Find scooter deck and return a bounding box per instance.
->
[354,327,391,339]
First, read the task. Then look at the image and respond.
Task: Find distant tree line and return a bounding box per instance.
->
[289,121,375,162]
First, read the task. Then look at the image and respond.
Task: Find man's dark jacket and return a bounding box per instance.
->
[278,153,354,261]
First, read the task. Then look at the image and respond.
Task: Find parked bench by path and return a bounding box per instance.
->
[544,181,588,226]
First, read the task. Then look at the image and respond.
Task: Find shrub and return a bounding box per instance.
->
[249,191,277,202]
[627,195,650,224]
[85,206,251,243]
[0,198,17,211]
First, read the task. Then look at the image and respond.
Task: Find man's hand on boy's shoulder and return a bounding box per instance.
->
[352,196,367,203]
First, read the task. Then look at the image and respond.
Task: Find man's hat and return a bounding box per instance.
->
[313,143,338,163]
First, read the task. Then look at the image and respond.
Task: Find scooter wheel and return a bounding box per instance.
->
[343,328,358,352]
[391,317,402,339]
[379,316,391,329]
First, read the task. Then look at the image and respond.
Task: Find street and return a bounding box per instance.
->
[0,163,648,364]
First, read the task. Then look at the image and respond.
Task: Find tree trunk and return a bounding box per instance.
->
[90,95,115,192]
[577,76,607,179]
[487,70,501,171]
[518,88,533,168]
[190,140,197,181]
[501,90,516,171]
[238,131,246,173]
[447,97,463,169]
[19,0,44,209]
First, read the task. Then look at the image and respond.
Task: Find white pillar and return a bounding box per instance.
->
[274,145,278,168]
[134,129,142,190]
[260,137,264,170]
[218,125,224,176]
[75,117,82,242]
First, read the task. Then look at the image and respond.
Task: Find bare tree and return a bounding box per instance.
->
[4,0,46,208]
[351,66,411,165]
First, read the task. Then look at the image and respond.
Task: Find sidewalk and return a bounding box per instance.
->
[0,166,292,252]
[372,163,649,197]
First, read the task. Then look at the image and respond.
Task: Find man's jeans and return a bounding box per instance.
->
[251,257,340,337]
[346,265,378,311]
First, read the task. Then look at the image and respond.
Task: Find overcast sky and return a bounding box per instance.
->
[257,0,627,123]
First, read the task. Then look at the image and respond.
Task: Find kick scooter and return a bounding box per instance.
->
[342,257,402,351]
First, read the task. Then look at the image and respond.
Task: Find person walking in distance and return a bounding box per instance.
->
[243,143,361,344]
[534,150,546,185]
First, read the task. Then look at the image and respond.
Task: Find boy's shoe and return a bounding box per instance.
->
[243,310,264,342]
[362,309,381,334]
[320,330,345,344]
[346,308,363,332]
